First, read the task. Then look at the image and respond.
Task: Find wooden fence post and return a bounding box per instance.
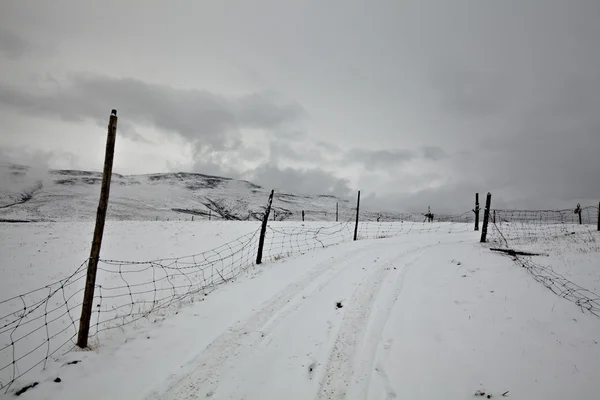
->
[302,210,305,221]
[256,190,274,265]
[597,202,600,231]
[480,192,492,243]
[353,191,360,241]
[336,202,338,222]
[474,193,480,231]
[77,109,118,349]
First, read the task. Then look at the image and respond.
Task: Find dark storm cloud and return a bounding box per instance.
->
[0,28,31,59]
[0,74,305,147]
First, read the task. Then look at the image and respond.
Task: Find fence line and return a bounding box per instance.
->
[0,210,476,393]
[487,205,600,317]
[0,229,260,393]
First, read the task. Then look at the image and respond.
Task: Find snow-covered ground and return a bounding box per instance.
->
[1,221,600,399]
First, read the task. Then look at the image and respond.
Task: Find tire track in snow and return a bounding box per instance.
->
[315,246,431,400]
[144,243,379,400]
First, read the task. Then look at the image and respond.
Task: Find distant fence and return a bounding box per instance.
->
[0,205,474,393]
[486,205,600,316]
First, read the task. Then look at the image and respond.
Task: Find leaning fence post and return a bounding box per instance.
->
[353,190,360,241]
[480,192,492,243]
[473,193,480,231]
[77,109,118,349]
[256,190,274,265]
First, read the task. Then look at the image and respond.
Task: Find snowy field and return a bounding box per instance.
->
[1,221,600,399]
[489,222,600,295]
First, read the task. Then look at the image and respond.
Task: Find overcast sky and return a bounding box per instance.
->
[0,0,599,212]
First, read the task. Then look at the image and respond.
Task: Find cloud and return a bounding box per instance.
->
[0,74,306,147]
[421,146,448,161]
[0,146,79,195]
[0,28,31,59]
[431,69,513,117]
[343,149,415,169]
[243,163,352,198]
[316,141,342,154]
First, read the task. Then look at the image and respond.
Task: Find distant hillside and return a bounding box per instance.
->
[1,164,399,222]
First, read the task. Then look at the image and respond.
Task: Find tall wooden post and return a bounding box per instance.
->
[474,193,480,231]
[597,202,600,231]
[302,210,305,221]
[256,190,274,265]
[77,110,118,348]
[480,192,492,243]
[353,191,360,241]
[336,202,339,222]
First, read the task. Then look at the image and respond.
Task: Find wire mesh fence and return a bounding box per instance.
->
[0,210,475,393]
[262,212,475,262]
[488,205,600,317]
[488,206,599,252]
[0,229,260,393]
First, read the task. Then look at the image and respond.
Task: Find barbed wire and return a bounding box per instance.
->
[488,206,600,317]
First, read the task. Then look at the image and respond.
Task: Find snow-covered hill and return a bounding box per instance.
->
[0,164,370,222]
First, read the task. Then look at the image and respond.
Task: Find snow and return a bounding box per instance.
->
[0,166,405,223]
[1,220,600,399]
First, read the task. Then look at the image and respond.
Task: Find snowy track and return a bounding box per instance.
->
[145,236,466,400]
[5,228,600,399]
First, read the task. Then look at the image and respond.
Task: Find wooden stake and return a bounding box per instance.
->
[256,190,274,265]
[474,193,480,231]
[77,110,118,348]
[480,192,492,243]
[353,191,360,241]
